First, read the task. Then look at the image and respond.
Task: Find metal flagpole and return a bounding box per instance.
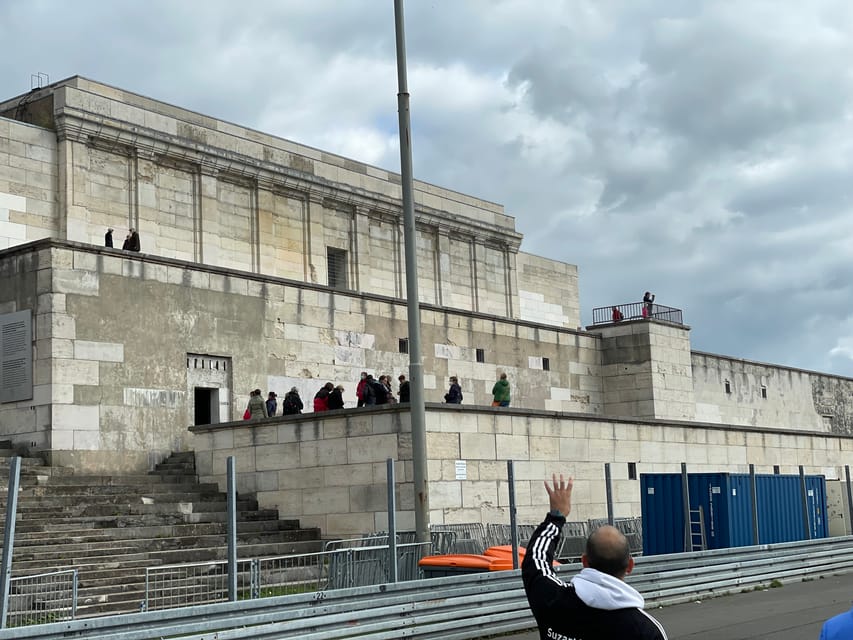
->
[393,0,429,543]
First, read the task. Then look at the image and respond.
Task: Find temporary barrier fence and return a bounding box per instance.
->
[12,534,853,640]
[4,569,77,628]
[144,541,430,611]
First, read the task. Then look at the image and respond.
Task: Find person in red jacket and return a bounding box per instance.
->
[356,372,369,407]
[522,474,667,640]
[313,382,334,412]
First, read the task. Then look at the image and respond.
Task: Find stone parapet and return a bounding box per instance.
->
[191,405,852,538]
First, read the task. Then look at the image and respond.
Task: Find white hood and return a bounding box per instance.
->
[570,568,644,610]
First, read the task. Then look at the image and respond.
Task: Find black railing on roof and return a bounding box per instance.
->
[591,301,684,326]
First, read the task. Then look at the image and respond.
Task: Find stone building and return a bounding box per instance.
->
[1,77,852,532]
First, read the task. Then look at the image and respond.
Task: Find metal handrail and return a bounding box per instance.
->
[591,301,684,326]
[11,535,853,640]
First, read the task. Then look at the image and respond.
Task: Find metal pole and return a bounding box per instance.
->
[507,460,519,570]
[394,0,429,543]
[387,458,398,583]
[846,466,853,536]
[0,456,22,628]
[681,462,691,553]
[227,456,237,601]
[799,465,811,541]
[604,463,614,526]
[749,463,759,545]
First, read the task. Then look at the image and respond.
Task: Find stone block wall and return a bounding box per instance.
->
[0,240,601,473]
[191,405,853,537]
[594,320,695,421]
[692,351,853,434]
[0,117,57,249]
[193,408,413,535]
[517,251,579,329]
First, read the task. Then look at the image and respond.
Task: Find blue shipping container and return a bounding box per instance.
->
[641,473,827,556]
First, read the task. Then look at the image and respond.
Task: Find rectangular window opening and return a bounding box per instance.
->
[399,338,409,354]
[475,348,485,363]
[724,379,731,394]
[773,465,780,475]
[327,248,348,289]
[760,385,767,399]
[628,462,637,480]
[542,357,550,371]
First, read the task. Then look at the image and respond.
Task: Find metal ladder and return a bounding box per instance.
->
[685,506,708,552]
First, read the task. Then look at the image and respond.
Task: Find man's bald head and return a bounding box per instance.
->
[583,525,632,579]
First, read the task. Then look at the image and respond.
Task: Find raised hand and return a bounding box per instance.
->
[544,473,574,517]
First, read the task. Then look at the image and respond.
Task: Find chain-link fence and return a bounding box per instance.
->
[5,569,77,628]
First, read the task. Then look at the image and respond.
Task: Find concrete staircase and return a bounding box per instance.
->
[0,444,322,617]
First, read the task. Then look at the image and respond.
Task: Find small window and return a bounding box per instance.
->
[475,348,485,363]
[760,385,767,399]
[399,338,409,354]
[327,248,348,289]
[773,465,780,475]
[724,380,731,394]
[542,357,550,371]
[628,462,637,480]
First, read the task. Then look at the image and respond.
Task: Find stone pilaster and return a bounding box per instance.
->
[352,205,372,292]
[198,168,218,266]
[306,192,325,284]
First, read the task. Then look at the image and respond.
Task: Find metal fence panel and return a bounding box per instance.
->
[10,535,853,640]
[5,570,77,628]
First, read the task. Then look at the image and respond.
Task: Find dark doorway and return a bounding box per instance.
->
[194,387,218,425]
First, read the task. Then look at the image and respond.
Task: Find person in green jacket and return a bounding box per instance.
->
[492,373,511,407]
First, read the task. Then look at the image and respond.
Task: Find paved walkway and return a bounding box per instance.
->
[506,572,853,639]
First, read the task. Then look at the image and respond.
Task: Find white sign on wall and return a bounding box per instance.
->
[455,460,467,480]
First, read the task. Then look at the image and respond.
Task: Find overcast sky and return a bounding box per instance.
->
[2,1,853,376]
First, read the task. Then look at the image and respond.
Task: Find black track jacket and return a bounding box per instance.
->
[521,513,667,640]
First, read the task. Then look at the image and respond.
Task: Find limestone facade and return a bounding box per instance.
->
[0,118,57,249]
[0,242,599,472]
[0,76,579,330]
[3,76,853,489]
[191,405,853,537]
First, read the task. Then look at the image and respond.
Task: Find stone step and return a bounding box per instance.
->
[6,529,315,562]
[0,463,74,475]
[6,519,303,546]
[0,456,47,468]
[3,508,282,531]
[17,482,221,496]
[11,555,161,573]
[3,491,227,507]
[9,539,322,580]
[14,499,259,518]
[149,468,197,476]
[9,473,201,487]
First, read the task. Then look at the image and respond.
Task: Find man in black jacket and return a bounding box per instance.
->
[522,474,667,640]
